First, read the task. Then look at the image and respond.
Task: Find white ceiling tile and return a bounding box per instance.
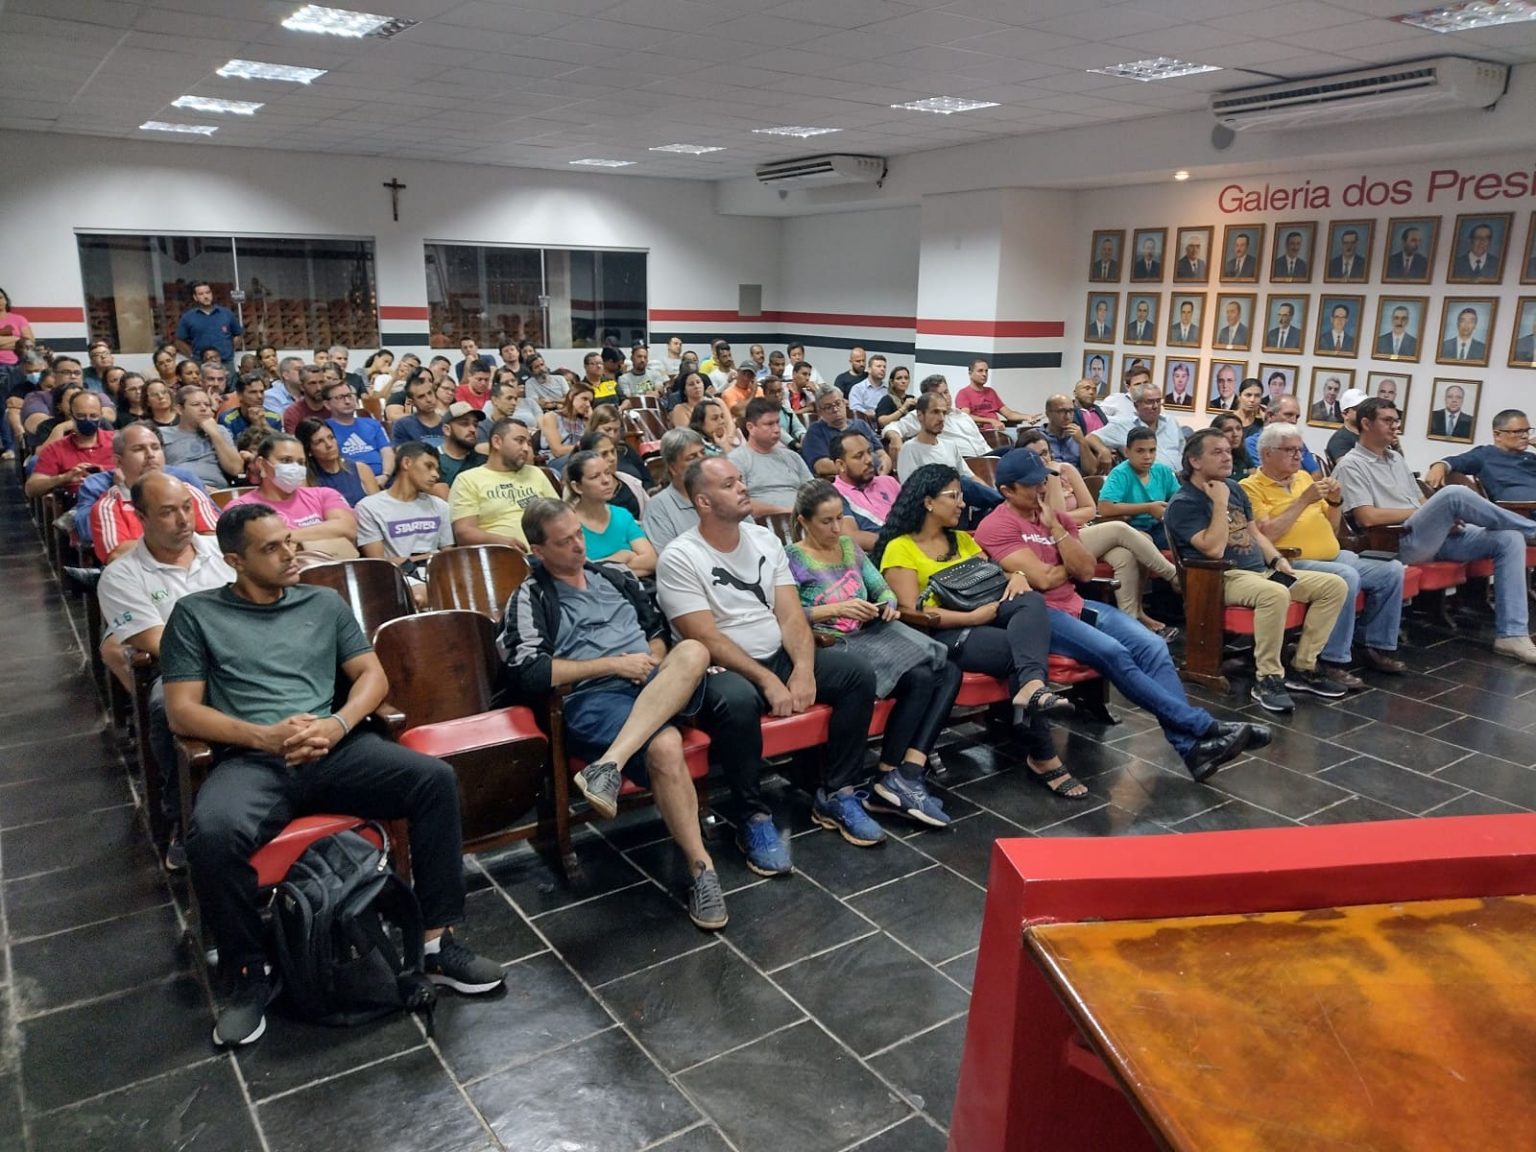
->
[947,26,1088,58]
[438,2,577,34]
[1031,6,1185,38]
[941,0,1116,26]
[1103,23,1254,56]
[703,14,828,46]
[862,9,1013,45]
[602,0,731,31]
[542,19,670,49]
[760,0,922,31]
[1206,1,1372,37]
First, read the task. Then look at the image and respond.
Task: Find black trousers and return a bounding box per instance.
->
[880,659,963,764]
[693,646,876,816]
[185,730,465,975]
[934,592,1055,762]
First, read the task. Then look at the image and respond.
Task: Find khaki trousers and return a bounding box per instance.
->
[1222,568,1348,679]
[1079,520,1178,618]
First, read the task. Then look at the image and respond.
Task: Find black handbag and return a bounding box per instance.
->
[927,555,1008,612]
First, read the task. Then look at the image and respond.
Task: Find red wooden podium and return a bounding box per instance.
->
[949,816,1536,1152]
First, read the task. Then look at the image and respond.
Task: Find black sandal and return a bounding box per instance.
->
[1014,685,1074,723]
[1026,759,1089,800]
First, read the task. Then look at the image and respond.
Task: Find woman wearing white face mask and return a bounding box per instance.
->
[225,431,360,561]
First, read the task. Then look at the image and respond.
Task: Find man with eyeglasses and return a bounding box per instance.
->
[1336,398,1536,664]
[1086,373,1184,473]
[1041,393,1108,474]
[800,386,888,479]
[1423,409,1536,502]
[1242,423,1405,681]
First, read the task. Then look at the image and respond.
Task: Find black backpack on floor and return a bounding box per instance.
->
[270,823,436,1032]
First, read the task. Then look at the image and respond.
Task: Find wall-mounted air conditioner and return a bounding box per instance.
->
[755,154,887,186]
[1211,56,1506,132]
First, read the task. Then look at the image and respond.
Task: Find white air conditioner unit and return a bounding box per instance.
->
[755,154,887,186]
[1211,56,1506,132]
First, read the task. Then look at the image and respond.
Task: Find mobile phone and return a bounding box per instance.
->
[1079,603,1100,627]
[1359,550,1397,561]
[1267,569,1297,587]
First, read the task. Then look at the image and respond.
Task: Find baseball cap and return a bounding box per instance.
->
[445,401,486,422]
[995,448,1056,488]
[1339,388,1367,412]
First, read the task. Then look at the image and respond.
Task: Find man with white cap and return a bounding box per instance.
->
[1325,388,1368,466]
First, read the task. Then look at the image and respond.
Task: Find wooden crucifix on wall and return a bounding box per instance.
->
[383,178,406,222]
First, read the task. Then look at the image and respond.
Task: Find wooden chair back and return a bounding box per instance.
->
[298,557,416,638]
[624,408,667,442]
[360,393,386,424]
[965,455,998,488]
[374,610,499,728]
[208,486,254,509]
[980,426,1010,450]
[1083,473,1106,502]
[539,465,562,494]
[754,511,798,546]
[425,544,529,621]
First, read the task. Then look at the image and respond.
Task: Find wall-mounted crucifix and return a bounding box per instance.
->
[383,177,407,222]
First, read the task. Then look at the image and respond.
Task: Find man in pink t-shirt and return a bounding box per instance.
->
[829,427,900,551]
[226,433,359,558]
[954,359,1031,438]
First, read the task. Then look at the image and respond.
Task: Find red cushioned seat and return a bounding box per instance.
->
[1401,564,1421,600]
[571,726,714,795]
[760,706,831,758]
[1223,600,1307,634]
[1047,654,1100,684]
[251,815,375,888]
[1408,561,1468,592]
[1093,562,1114,579]
[955,672,1009,708]
[1527,546,1536,567]
[396,705,545,759]
[1466,557,1495,579]
[1354,590,1366,612]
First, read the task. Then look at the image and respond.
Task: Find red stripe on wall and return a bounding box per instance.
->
[648,309,754,324]
[380,305,430,321]
[916,319,1064,338]
[20,307,86,323]
[773,310,916,329]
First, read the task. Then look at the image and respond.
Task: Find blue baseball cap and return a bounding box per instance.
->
[994,448,1056,488]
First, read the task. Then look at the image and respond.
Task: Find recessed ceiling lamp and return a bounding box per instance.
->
[649,144,725,154]
[217,60,328,84]
[1397,0,1536,30]
[281,5,417,38]
[752,126,842,137]
[892,96,1000,114]
[140,121,218,135]
[172,96,264,115]
[569,158,635,167]
[1174,170,1191,181]
[1088,57,1222,81]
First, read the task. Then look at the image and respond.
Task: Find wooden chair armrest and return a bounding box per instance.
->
[372,702,407,738]
[1180,557,1233,571]
[1078,576,1120,602]
[1362,524,1407,553]
[1277,547,1301,559]
[1497,501,1536,515]
[174,736,216,809]
[813,633,836,648]
[897,608,941,631]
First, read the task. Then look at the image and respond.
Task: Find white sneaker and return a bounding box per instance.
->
[1492,635,1536,664]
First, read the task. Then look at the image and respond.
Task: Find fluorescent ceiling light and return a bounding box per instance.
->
[281,5,416,38]
[752,126,842,138]
[569,158,635,167]
[891,96,1000,114]
[140,121,218,135]
[1088,57,1222,81]
[1174,170,1191,181]
[218,59,327,84]
[1397,0,1536,30]
[172,95,264,115]
[649,144,725,154]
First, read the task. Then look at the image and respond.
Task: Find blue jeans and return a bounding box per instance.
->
[961,476,1002,511]
[1047,602,1214,756]
[1294,550,1404,662]
[1400,487,1535,638]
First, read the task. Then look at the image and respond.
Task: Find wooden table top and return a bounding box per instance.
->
[1026,894,1536,1152]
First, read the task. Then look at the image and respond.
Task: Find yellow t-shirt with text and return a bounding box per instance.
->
[448,464,557,545]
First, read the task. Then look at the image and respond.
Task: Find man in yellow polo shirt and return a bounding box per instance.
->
[449,417,556,551]
[1241,420,1406,680]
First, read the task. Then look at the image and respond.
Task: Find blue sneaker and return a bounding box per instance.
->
[813,788,887,847]
[871,770,951,828]
[737,815,792,877]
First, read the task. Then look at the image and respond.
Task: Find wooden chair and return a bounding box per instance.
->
[964,455,998,488]
[980,426,1010,451]
[299,557,416,638]
[1171,543,1310,693]
[753,511,798,547]
[207,486,254,509]
[373,611,559,867]
[424,544,529,622]
[126,646,172,847]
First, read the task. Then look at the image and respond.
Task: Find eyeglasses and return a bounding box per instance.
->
[1496,426,1532,437]
[935,489,963,501]
[1267,445,1304,455]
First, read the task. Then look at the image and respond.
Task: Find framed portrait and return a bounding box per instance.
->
[1129,228,1166,282]
[1323,219,1374,284]
[1261,294,1308,353]
[1207,359,1246,412]
[1089,229,1124,283]
[1380,216,1438,284]
[1084,292,1118,344]
[1366,370,1411,413]
[1172,226,1213,283]
[1122,354,1156,388]
[1219,224,1264,283]
[1082,350,1114,395]
[1508,297,1536,369]
[1446,212,1512,285]
[1167,293,1206,347]
[1426,378,1480,443]
[1435,297,1497,368]
[1306,367,1354,428]
[1163,357,1199,408]
[1314,294,1366,358]
[1370,296,1428,364]
[1522,212,1536,285]
[1257,363,1297,407]
[1268,222,1316,284]
[1123,292,1159,345]
[1211,293,1256,351]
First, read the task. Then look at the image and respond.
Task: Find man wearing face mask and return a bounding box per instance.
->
[25,390,115,498]
[225,432,359,560]
[80,421,218,563]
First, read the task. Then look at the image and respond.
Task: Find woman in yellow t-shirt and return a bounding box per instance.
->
[875,464,1086,800]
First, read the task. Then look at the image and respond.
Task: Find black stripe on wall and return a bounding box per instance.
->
[380,330,432,344]
[43,338,88,353]
[915,349,1062,370]
[652,330,919,358]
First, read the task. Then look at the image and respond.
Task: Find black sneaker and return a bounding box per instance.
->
[1284,667,1348,699]
[164,827,187,873]
[687,863,729,931]
[214,965,274,1047]
[425,930,505,994]
[573,760,622,820]
[1250,676,1295,713]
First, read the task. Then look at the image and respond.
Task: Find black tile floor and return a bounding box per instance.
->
[5,476,1536,1152]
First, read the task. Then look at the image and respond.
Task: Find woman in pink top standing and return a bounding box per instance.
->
[0,288,33,368]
